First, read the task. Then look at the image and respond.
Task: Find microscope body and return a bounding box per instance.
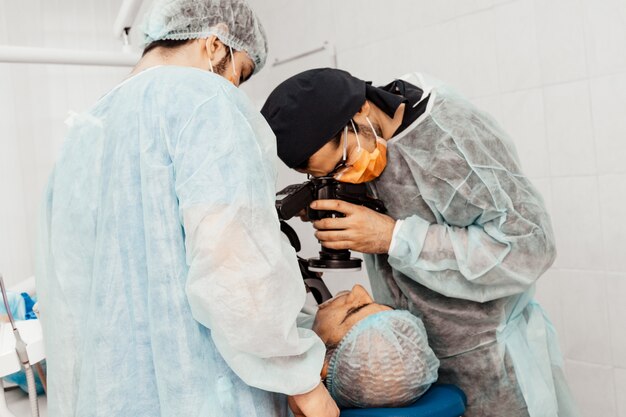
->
[276,177,386,273]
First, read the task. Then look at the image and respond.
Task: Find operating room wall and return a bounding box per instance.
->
[0,0,130,287]
[244,0,626,415]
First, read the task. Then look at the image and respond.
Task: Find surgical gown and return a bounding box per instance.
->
[36,66,325,417]
[366,72,580,417]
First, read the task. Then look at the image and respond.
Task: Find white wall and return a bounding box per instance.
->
[245,0,626,415]
[0,0,132,286]
[0,0,625,415]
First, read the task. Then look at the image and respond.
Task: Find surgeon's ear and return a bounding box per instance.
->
[355,101,372,118]
[204,35,225,58]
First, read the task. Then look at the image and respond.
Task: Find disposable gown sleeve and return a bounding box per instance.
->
[387,102,556,303]
[174,92,325,395]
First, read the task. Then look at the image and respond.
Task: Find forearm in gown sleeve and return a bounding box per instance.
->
[174,93,324,395]
[387,157,556,304]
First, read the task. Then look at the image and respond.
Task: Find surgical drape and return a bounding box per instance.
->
[36,66,324,417]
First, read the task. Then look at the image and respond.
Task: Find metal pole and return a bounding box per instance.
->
[0,46,139,67]
[112,0,144,38]
[272,42,334,67]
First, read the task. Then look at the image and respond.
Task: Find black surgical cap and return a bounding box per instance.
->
[261,68,405,169]
[261,68,365,168]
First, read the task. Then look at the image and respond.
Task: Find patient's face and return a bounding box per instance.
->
[313,284,392,346]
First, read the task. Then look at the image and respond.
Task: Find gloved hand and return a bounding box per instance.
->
[311,200,396,254]
[288,382,339,417]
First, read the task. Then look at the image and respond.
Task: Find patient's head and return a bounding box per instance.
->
[313,284,392,346]
[313,285,440,409]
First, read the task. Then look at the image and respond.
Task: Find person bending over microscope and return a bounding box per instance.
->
[262,68,579,417]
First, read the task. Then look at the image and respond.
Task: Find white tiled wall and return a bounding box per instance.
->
[245,0,626,415]
[1,0,625,415]
[0,0,129,287]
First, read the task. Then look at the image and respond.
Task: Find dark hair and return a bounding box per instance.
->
[294,122,359,171]
[142,39,194,57]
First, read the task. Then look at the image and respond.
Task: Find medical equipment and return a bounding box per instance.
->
[0,275,39,417]
[276,177,386,272]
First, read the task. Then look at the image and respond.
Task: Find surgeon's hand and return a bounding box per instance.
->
[288,382,339,417]
[311,200,396,254]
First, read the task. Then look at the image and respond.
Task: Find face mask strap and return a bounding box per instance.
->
[229,46,237,78]
[342,126,348,162]
[208,58,214,73]
[350,119,361,151]
[365,116,379,141]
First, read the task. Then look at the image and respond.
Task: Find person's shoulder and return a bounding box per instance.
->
[155,67,257,113]
[146,66,231,101]
[129,66,261,124]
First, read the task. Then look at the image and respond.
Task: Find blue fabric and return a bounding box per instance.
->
[21,293,37,320]
[339,384,466,417]
[4,361,46,395]
[2,293,41,393]
[0,291,26,321]
[36,66,324,417]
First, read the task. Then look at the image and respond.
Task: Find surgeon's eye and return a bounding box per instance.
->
[327,160,347,177]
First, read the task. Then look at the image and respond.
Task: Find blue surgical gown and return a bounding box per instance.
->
[36,66,325,417]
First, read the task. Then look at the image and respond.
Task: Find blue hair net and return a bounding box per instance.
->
[141,0,268,73]
[326,310,439,409]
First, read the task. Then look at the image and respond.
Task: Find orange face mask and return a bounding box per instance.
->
[333,118,388,184]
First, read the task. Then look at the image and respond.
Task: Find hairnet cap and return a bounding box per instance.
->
[261,68,367,168]
[326,310,440,409]
[141,0,268,73]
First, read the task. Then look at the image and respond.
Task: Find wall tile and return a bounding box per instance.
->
[399,21,462,91]
[0,1,8,42]
[471,95,504,123]
[331,0,377,52]
[2,0,44,46]
[263,0,334,64]
[533,0,587,85]
[0,68,33,286]
[583,0,626,77]
[559,270,612,365]
[530,178,553,218]
[499,88,549,178]
[360,0,418,43]
[590,74,626,175]
[543,81,596,177]
[337,42,381,83]
[607,274,626,368]
[551,177,604,270]
[455,9,499,98]
[534,268,566,351]
[410,0,457,27]
[565,360,616,417]
[494,0,542,92]
[598,175,626,273]
[616,368,626,417]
